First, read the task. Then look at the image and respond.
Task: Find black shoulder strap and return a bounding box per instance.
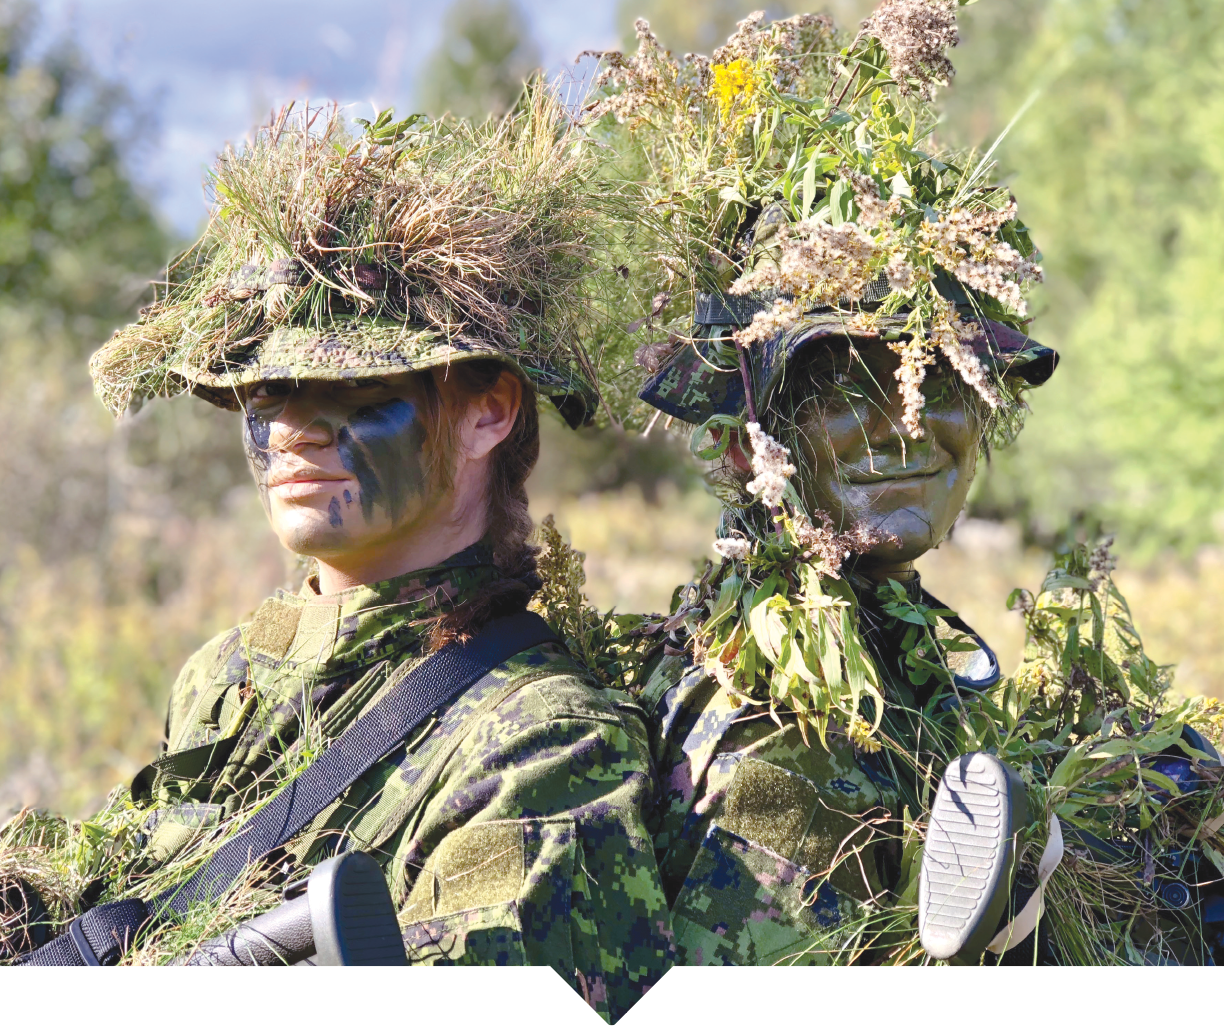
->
[19,610,558,965]
[153,610,557,916]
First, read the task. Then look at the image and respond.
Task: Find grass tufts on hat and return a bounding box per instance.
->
[90,84,623,427]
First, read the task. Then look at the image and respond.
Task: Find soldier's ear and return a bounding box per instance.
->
[712,427,752,474]
[457,370,522,461]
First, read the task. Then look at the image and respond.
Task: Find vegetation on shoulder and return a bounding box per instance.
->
[842,539,1224,964]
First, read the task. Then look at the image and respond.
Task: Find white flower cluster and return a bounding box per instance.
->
[711,10,769,64]
[792,511,889,578]
[887,335,937,437]
[711,11,836,88]
[885,251,921,293]
[712,536,753,561]
[918,199,1043,317]
[733,296,803,347]
[729,218,880,345]
[848,171,902,229]
[929,296,1001,412]
[584,20,674,125]
[860,0,960,101]
[743,420,796,508]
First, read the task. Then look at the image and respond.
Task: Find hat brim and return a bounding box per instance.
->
[172,319,598,427]
[639,308,1058,425]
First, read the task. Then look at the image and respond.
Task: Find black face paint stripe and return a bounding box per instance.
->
[243,412,274,510]
[244,412,272,471]
[328,496,343,527]
[336,399,427,524]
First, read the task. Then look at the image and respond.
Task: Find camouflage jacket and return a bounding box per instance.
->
[134,542,671,1017]
[639,572,999,966]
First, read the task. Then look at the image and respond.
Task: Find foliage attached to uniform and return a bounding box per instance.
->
[645,511,887,750]
[88,86,621,418]
[851,539,1224,965]
[531,514,663,691]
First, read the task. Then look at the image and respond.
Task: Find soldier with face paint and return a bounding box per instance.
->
[633,283,1056,966]
[50,100,673,1011]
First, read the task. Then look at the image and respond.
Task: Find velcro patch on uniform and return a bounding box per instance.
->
[718,757,820,863]
[245,598,303,660]
[290,602,339,662]
[411,821,525,919]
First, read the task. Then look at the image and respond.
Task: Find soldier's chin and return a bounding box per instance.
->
[272,509,351,557]
[857,508,942,564]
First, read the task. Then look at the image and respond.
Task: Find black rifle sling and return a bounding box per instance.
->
[19,610,558,965]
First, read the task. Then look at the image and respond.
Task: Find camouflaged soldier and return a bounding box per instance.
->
[632,218,1058,967]
[74,100,672,1011]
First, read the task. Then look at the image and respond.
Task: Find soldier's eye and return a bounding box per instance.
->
[246,382,292,407]
[336,378,388,389]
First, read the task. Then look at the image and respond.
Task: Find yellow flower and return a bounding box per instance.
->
[710,59,760,124]
[848,716,882,753]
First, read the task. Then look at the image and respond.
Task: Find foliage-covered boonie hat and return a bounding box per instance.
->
[90,92,608,428]
[588,11,1056,436]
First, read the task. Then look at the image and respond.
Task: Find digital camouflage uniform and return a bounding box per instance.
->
[637,573,1002,966]
[133,540,670,1016]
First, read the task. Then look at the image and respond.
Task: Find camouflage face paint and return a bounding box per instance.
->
[336,399,428,524]
[243,411,274,511]
[787,341,979,565]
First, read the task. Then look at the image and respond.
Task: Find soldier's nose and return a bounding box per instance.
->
[268,403,336,452]
[865,385,910,449]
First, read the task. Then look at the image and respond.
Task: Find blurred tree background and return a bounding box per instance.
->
[418,0,541,118]
[0,0,288,815]
[4,0,1224,818]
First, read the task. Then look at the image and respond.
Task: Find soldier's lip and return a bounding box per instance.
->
[268,473,350,492]
[844,467,944,485]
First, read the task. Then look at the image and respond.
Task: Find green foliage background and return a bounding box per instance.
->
[967,0,1224,558]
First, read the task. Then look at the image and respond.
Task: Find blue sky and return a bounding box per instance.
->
[37,0,622,234]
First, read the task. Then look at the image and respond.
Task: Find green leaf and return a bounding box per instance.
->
[1049,743,1091,789]
[1138,767,1184,796]
[705,571,743,632]
[828,178,850,227]
[1204,846,1224,878]
[853,119,873,161]
[801,151,818,220]
[747,575,788,667]
[1044,572,1095,592]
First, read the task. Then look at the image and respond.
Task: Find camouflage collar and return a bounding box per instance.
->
[242,540,501,676]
